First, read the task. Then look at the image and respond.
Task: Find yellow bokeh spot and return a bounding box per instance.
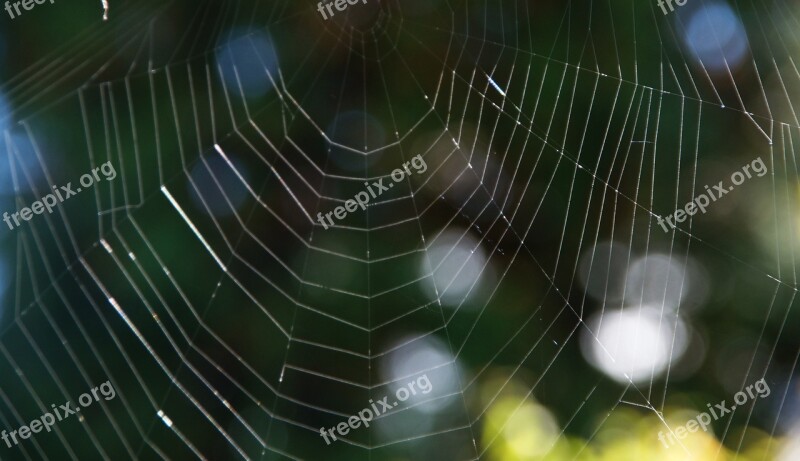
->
[480,377,785,461]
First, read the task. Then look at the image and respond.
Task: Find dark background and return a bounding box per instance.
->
[0,0,796,459]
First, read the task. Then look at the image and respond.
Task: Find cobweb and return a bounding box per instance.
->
[1,0,799,459]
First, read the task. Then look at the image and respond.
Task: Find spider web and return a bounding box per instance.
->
[0,0,798,459]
